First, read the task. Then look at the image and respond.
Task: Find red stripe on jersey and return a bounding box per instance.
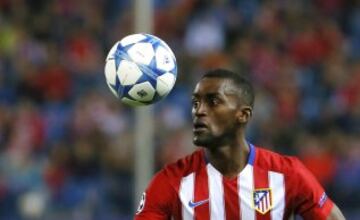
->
[223,177,240,220]
[174,196,183,220]
[253,166,271,220]
[194,162,210,220]
[172,175,182,220]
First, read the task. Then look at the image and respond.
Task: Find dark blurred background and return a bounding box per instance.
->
[0,0,359,219]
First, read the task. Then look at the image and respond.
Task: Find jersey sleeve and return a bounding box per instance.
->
[290,158,334,219]
[134,170,176,220]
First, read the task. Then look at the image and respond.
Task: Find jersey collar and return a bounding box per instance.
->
[248,143,255,165]
[203,142,256,166]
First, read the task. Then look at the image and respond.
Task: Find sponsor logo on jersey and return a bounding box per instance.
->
[188,198,209,208]
[253,188,273,214]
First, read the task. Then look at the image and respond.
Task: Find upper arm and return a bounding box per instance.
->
[134,171,176,220]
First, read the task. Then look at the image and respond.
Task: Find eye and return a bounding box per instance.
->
[209,97,220,106]
[192,98,200,109]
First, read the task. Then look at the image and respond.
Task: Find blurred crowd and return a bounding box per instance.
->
[0,0,360,219]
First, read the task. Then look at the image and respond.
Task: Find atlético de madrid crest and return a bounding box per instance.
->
[253,188,273,214]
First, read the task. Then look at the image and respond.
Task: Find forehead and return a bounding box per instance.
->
[193,77,237,96]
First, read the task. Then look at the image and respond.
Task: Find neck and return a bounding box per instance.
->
[205,138,250,178]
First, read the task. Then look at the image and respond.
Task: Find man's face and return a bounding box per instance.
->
[191,77,240,147]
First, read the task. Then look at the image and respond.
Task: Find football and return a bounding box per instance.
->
[104,33,177,106]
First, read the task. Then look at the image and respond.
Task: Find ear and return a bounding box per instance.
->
[236,106,252,124]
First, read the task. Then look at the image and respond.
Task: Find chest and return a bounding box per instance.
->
[177,165,287,220]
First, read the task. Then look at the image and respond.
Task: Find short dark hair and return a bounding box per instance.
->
[202,69,255,107]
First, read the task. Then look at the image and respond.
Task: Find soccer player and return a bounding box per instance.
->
[134,69,345,220]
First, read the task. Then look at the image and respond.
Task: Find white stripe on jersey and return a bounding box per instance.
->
[207,164,225,220]
[179,173,195,220]
[269,171,285,220]
[239,165,255,220]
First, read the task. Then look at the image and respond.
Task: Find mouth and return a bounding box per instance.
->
[193,121,208,132]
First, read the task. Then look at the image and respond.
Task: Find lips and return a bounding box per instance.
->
[193,120,208,132]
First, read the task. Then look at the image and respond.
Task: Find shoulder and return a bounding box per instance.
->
[156,149,205,187]
[140,149,205,214]
[254,145,334,217]
[254,146,306,176]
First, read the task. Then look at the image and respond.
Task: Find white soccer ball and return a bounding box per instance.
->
[104,33,177,106]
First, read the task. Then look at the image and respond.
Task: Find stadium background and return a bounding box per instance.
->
[0,0,359,219]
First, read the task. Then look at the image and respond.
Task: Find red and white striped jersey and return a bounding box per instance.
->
[135,144,334,220]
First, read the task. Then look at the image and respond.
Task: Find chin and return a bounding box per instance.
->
[193,136,202,146]
[193,139,202,146]
[193,136,212,147]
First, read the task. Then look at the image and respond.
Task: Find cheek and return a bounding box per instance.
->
[216,109,238,127]
[211,117,233,134]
